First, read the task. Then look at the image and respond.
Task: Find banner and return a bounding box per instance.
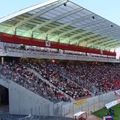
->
[105,99,120,109]
[45,41,51,47]
[103,116,113,120]
[74,98,87,107]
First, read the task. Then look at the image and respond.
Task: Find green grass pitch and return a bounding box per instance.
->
[93,104,120,120]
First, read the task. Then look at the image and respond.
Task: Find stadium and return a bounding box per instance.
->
[0,0,120,120]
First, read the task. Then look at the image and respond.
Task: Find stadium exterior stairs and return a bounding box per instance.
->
[59,71,93,97]
[0,77,55,116]
[27,68,74,101]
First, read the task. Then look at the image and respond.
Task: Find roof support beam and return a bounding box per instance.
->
[7,0,68,33]
[97,40,119,47]
[59,28,84,38]
[47,13,104,37]
[87,42,105,48]
[69,34,101,45]
[71,21,118,40]
[51,29,88,43]
[73,34,100,42]
[87,37,111,45]
[92,39,113,46]
[96,29,119,36]
[79,28,118,44]
[66,35,103,46]
[68,31,92,40]
[78,36,105,44]
[64,19,107,41]
[45,12,96,35]
[87,39,112,48]
[57,18,114,42]
[31,8,81,33]
[107,44,120,49]
[104,42,120,49]
[0,0,67,23]
[85,25,120,39]
[45,17,119,42]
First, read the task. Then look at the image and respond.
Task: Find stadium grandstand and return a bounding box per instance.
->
[0,0,120,120]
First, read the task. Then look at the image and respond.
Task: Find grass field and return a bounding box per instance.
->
[93,104,120,120]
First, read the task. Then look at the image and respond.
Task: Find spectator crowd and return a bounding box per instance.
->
[0,61,69,102]
[25,59,120,96]
[0,58,120,102]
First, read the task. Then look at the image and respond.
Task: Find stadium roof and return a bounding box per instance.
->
[0,0,120,50]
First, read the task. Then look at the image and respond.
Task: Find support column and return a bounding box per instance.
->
[1,57,4,65]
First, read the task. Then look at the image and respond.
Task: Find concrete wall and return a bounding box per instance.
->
[0,78,55,116]
[4,48,119,63]
[62,90,120,117]
[0,77,9,89]
[73,91,117,114]
[9,81,55,116]
[0,77,119,117]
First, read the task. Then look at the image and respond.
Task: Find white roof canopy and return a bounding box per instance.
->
[0,0,120,50]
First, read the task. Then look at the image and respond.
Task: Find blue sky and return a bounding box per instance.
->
[0,0,120,26]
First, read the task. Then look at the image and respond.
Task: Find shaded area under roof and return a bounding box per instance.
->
[0,0,120,50]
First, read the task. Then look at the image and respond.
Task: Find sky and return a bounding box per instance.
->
[0,0,120,26]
